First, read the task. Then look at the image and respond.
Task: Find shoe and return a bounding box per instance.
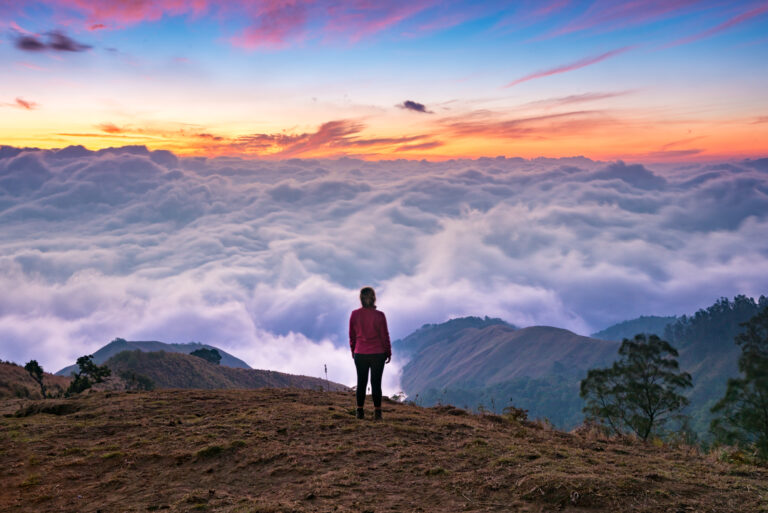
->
[356,408,364,419]
[374,408,382,421]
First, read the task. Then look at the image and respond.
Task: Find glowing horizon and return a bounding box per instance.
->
[1,1,767,161]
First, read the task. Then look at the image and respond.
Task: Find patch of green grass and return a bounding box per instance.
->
[196,445,224,459]
[425,467,448,476]
[20,474,40,487]
[101,451,126,459]
[495,455,516,466]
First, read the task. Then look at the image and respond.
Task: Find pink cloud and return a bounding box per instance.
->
[46,0,209,26]
[230,2,312,50]
[504,46,632,88]
[326,0,437,43]
[669,4,768,46]
[551,0,703,37]
[31,1,435,49]
[15,97,38,110]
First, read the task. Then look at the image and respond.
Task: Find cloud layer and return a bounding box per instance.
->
[1,147,767,392]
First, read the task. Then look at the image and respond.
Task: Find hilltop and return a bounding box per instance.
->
[105,350,347,391]
[1,388,766,512]
[56,339,251,376]
[591,315,677,342]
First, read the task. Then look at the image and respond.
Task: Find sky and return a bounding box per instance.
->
[0,2,767,392]
[1,0,767,160]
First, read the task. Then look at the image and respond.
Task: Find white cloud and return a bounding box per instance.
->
[1,147,767,393]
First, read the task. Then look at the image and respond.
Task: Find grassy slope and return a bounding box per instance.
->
[105,350,348,391]
[401,325,619,392]
[399,325,620,427]
[1,389,766,513]
[0,363,71,400]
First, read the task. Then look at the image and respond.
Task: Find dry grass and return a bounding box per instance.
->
[1,388,767,512]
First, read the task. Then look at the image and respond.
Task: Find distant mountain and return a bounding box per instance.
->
[394,316,514,359]
[397,320,618,428]
[56,338,251,376]
[105,350,348,391]
[591,315,677,342]
[398,295,767,435]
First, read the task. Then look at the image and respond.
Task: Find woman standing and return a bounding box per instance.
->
[349,287,391,420]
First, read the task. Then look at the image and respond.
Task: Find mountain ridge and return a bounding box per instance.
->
[56,338,251,376]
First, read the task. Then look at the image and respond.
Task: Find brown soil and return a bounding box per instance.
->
[1,389,766,513]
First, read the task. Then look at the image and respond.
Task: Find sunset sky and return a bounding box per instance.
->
[1,2,767,389]
[2,0,767,160]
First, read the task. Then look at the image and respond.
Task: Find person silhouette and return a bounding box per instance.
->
[349,287,391,420]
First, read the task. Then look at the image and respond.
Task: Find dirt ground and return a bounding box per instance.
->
[1,388,766,512]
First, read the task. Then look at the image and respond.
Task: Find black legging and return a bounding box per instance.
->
[354,353,386,408]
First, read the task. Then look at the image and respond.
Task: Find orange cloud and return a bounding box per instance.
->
[98,122,125,134]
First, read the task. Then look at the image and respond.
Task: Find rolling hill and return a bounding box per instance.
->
[104,350,348,391]
[396,320,619,427]
[0,362,71,400]
[397,295,767,435]
[1,388,765,512]
[591,315,677,341]
[56,338,251,376]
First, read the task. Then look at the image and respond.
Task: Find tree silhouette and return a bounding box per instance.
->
[190,348,221,365]
[581,334,692,440]
[66,355,111,395]
[24,360,46,398]
[711,306,768,458]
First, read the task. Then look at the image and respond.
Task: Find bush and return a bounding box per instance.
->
[190,348,221,365]
[66,355,111,396]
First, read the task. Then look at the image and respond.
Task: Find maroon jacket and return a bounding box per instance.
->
[349,307,391,356]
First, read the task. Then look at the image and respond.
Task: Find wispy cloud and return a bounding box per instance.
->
[669,4,768,46]
[551,0,704,37]
[397,100,433,114]
[523,91,630,109]
[504,46,632,88]
[15,97,37,110]
[2,97,39,110]
[644,149,702,159]
[394,140,443,152]
[441,110,615,139]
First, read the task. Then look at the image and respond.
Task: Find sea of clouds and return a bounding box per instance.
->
[0,145,766,391]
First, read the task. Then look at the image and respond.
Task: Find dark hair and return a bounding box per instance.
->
[360,287,376,308]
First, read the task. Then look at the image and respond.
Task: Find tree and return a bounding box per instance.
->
[66,355,111,396]
[710,306,768,458]
[24,360,46,398]
[118,370,155,391]
[190,348,221,365]
[581,334,693,440]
